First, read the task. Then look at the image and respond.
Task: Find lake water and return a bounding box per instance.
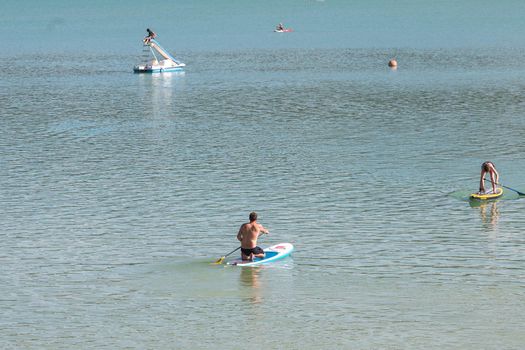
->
[1,1,525,349]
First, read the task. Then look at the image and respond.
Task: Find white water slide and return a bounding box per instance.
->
[148,39,184,65]
[134,38,185,73]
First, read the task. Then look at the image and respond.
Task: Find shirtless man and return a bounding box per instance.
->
[479,161,499,194]
[237,212,269,261]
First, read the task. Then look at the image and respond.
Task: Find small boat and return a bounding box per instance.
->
[134,39,185,73]
[470,187,503,200]
[227,243,294,266]
[274,28,293,33]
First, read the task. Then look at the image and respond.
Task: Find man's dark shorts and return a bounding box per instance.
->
[241,246,264,256]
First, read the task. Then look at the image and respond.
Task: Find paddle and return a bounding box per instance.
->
[213,246,241,265]
[484,177,525,196]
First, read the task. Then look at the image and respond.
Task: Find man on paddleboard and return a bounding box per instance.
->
[479,161,499,194]
[237,212,269,261]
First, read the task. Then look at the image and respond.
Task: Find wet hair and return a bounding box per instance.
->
[249,212,257,222]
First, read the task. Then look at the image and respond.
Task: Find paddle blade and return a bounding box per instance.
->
[214,256,225,264]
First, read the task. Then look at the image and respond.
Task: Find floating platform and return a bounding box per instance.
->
[134,39,185,73]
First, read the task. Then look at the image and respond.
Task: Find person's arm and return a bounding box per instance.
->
[237,226,243,242]
[493,168,500,185]
[258,223,269,234]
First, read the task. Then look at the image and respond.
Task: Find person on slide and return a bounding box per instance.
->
[144,28,157,44]
[237,212,269,261]
[479,161,499,194]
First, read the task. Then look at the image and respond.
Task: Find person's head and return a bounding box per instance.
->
[147,28,152,33]
[249,212,257,222]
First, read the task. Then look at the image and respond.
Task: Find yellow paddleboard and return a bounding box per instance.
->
[470,187,503,200]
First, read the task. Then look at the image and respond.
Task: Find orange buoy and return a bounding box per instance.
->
[388,59,397,68]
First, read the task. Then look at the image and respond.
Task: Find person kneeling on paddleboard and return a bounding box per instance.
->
[237,212,269,261]
[479,161,499,194]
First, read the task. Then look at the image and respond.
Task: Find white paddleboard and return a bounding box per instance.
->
[227,243,294,266]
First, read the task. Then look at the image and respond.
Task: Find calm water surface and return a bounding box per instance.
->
[2,1,525,349]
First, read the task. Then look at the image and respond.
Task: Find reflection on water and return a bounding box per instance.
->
[239,267,263,305]
[479,201,500,229]
[137,72,186,117]
[149,71,185,88]
[470,200,500,229]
